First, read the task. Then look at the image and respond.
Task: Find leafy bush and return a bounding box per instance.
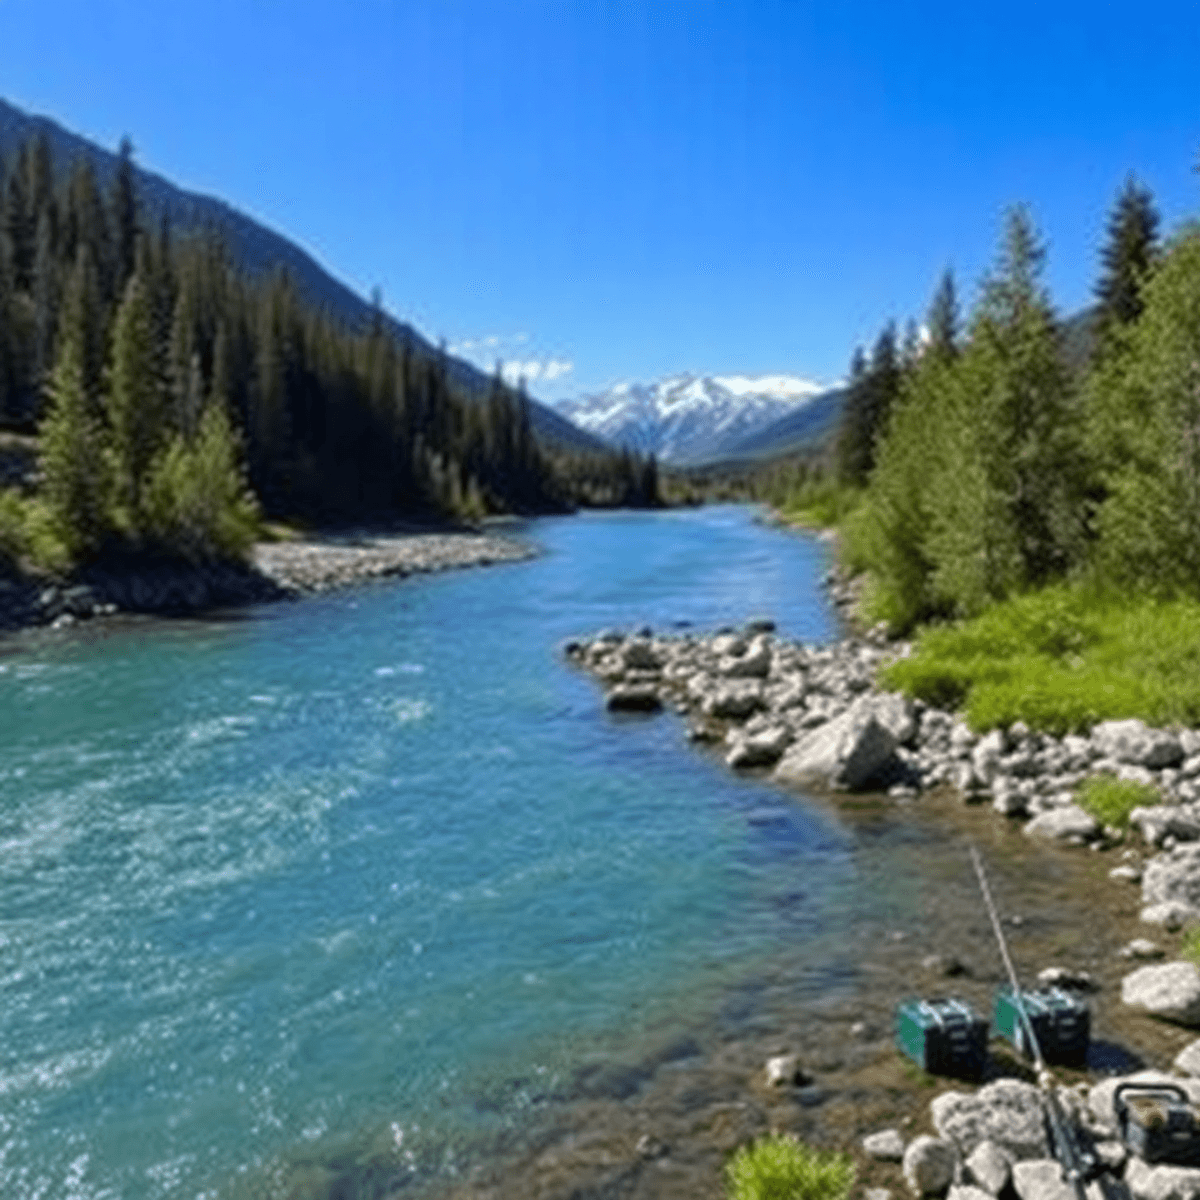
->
[725,1135,854,1200]
[780,480,863,530]
[141,404,260,562]
[881,584,1200,733]
[1076,775,1159,828]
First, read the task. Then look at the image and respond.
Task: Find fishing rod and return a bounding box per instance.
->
[969,845,1096,1200]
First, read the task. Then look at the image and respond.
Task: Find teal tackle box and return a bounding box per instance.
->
[895,998,988,1079]
[993,986,1090,1066]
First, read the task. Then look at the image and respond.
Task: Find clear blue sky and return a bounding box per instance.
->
[2,1,1198,401]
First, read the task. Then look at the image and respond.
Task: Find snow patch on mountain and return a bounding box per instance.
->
[553,372,828,464]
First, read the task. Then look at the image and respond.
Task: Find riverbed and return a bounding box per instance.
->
[0,506,1180,1200]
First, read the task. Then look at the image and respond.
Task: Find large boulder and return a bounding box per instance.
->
[1023,805,1100,842]
[1092,720,1183,769]
[931,1079,1050,1161]
[1121,962,1200,1025]
[1010,1160,1077,1200]
[718,635,772,679]
[774,696,898,791]
[903,1136,958,1197]
[1132,807,1200,849]
[726,725,793,769]
[1143,846,1200,919]
[1125,1156,1200,1200]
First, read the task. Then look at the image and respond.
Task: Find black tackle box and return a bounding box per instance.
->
[993,986,1090,1067]
[895,997,988,1079]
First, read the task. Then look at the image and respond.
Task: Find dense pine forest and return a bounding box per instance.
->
[0,134,659,578]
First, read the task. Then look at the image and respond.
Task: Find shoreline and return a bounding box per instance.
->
[0,523,539,640]
[534,619,1200,1200]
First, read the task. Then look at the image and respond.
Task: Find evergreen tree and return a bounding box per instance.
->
[39,323,110,557]
[926,268,959,359]
[57,245,106,406]
[1095,174,1159,334]
[106,274,165,525]
[110,136,139,298]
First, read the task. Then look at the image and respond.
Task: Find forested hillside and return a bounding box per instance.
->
[766,167,1200,731]
[0,132,659,577]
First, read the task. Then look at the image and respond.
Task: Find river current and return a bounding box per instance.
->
[0,505,911,1198]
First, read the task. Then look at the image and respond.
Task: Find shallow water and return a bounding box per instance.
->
[0,505,890,1198]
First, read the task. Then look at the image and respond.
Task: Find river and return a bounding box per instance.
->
[0,505,937,1199]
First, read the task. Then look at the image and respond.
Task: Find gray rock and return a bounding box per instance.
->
[965,1140,1012,1195]
[1120,939,1164,960]
[994,783,1030,818]
[701,681,764,720]
[903,1135,958,1196]
[864,1129,906,1161]
[1143,846,1200,913]
[1024,805,1100,842]
[870,691,918,746]
[1184,731,1200,759]
[931,1078,1050,1160]
[726,725,793,768]
[1125,1156,1200,1200]
[1174,1039,1200,1076]
[1037,967,1098,992]
[1111,865,1143,883]
[1121,962,1200,1024]
[1093,720,1183,769]
[774,698,898,791]
[718,636,772,679]
[1141,902,1196,930]
[866,1190,894,1200]
[973,730,1008,783]
[1011,1160,1077,1200]
[763,1053,808,1087]
[1131,807,1200,848]
[606,684,662,712]
[949,1188,995,1200]
[621,639,661,670]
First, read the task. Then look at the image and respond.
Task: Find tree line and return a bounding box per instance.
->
[776,170,1193,632]
[0,133,660,573]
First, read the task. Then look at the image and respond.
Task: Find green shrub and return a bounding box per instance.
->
[1076,775,1159,829]
[725,1135,854,1200]
[0,488,28,572]
[880,583,1200,733]
[780,480,863,531]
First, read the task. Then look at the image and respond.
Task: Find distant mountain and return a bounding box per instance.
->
[714,386,845,462]
[553,373,830,465]
[0,97,606,455]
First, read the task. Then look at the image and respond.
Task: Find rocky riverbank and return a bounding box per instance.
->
[0,526,536,636]
[560,621,1200,1200]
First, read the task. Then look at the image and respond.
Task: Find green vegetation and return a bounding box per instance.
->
[0,130,661,583]
[1076,775,1159,829]
[725,1135,854,1200]
[881,584,1200,733]
[1182,925,1200,965]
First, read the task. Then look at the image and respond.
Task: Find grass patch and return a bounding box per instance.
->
[725,1135,855,1200]
[1076,775,1159,829]
[881,583,1200,734]
[1182,926,1200,965]
[779,480,863,531]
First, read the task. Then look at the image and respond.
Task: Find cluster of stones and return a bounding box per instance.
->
[565,625,1200,912]
[250,531,535,594]
[854,1053,1200,1200]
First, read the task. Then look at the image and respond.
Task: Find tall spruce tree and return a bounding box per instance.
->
[106,274,165,525]
[110,136,139,298]
[1095,174,1159,334]
[926,268,960,359]
[39,320,110,557]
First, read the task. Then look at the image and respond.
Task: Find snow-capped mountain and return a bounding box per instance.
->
[553,373,829,464]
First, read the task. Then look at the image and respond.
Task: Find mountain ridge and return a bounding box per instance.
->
[553,372,832,465]
[0,97,606,455]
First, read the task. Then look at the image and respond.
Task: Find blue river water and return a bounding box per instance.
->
[0,505,897,1199]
